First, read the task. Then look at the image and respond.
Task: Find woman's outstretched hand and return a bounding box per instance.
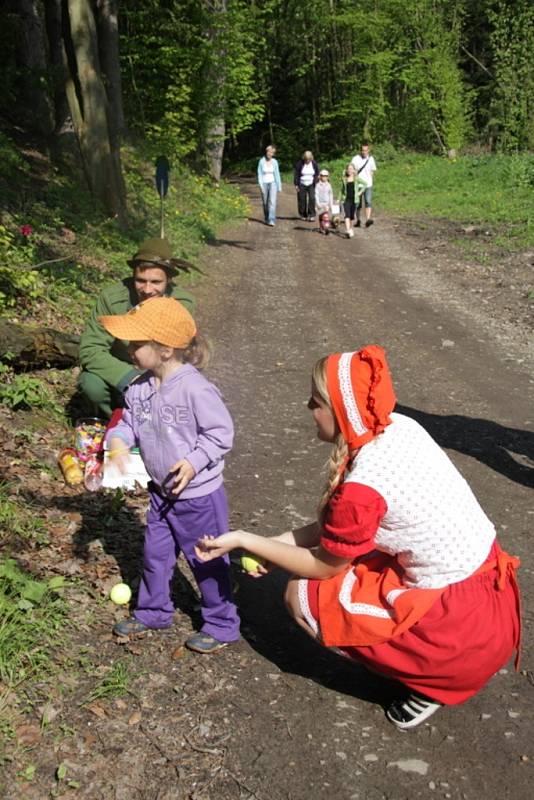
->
[195,531,244,561]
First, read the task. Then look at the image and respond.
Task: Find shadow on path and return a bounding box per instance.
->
[232,566,401,711]
[206,237,255,251]
[8,484,201,627]
[398,404,534,488]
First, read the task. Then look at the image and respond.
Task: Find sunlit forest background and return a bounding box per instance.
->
[3,1,533,218]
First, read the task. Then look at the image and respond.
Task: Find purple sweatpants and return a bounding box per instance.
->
[134,483,240,642]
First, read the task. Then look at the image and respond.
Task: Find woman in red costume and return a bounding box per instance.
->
[196,346,521,729]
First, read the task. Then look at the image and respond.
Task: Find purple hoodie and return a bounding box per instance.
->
[106,364,233,499]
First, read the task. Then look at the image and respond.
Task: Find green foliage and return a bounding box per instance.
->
[0,558,67,686]
[488,0,534,151]
[0,483,50,548]
[86,658,140,702]
[205,1,265,141]
[121,2,200,159]
[237,0,476,157]
[505,154,534,190]
[0,364,60,414]
[120,0,264,161]
[0,132,26,182]
[222,0,533,158]
[0,130,248,320]
[0,225,43,310]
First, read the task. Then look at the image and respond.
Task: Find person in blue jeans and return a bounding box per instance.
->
[257,145,282,226]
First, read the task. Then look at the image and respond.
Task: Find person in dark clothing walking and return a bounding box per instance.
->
[293,150,319,221]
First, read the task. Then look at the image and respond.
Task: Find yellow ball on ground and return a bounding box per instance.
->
[240,554,265,574]
[110,583,132,605]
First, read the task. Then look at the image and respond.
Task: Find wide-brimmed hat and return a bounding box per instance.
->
[99,297,197,348]
[127,238,196,276]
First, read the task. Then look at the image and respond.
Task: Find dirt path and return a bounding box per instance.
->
[192,186,534,800]
[5,186,533,800]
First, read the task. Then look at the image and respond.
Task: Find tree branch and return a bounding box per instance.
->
[18,256,71,271]
[460,45,493,77]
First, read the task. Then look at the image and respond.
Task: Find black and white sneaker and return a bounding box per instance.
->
[386,692,441,730]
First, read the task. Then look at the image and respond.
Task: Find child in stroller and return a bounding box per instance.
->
[315,169,334,235]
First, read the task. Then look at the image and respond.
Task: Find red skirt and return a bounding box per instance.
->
[304,542,521,705]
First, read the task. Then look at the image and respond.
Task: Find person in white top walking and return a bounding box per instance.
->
[351,142,377,228]
[257,145,282,226]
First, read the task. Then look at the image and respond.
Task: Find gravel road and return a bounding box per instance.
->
[190,184,534,800]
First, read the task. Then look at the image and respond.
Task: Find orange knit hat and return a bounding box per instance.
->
[326,346,396,450]
[99,297,197,348]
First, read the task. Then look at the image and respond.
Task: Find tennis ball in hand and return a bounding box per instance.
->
[240,554,265,574]
[110,583,132,605]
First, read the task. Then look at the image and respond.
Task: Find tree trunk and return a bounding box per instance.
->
[202,0,227,183]
[95,0,127,206]
[205,119,226,185]
[0,321,79,367]
[62,0,127,225]
[95,0,125,139]
[43,0,71,133]
[12,0,55,135]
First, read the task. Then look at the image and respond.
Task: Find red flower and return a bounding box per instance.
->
[20,225,33,237]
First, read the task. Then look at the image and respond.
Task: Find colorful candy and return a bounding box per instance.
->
[75,417,105,462]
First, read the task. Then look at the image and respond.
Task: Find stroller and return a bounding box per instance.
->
[319,210,331,235]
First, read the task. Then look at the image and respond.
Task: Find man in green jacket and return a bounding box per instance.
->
[78,238,195,418]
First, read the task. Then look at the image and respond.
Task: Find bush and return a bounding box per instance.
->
[506,153,534,189]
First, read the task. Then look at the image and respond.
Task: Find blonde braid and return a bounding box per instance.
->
[312,357,349,518]
[317,433,348,517]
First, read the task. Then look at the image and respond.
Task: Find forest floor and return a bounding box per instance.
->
[1,183,533,800]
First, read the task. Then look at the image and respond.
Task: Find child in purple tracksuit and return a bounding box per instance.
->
[100,296,240,653]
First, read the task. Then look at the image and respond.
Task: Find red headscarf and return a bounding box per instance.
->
[326,345,396,451]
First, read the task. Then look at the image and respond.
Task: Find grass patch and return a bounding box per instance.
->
[0,483,50,548]
[0,558,67,688]
[376,152,534,247]
[86,657,140,703]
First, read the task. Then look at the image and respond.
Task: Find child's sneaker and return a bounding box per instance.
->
[113,616,149,636]
[185,632,233,654]
[348,229,354,238]
[386,692,441,730]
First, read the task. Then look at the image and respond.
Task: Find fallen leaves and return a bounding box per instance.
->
[15,723,42,747]
[84,701,107,719]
